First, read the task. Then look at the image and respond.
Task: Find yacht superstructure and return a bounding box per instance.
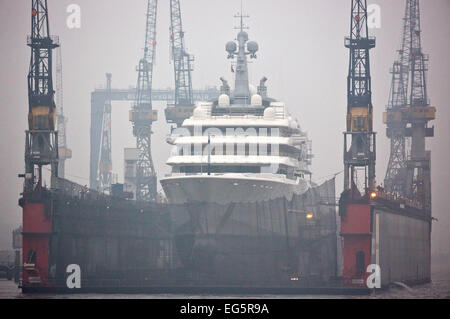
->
[161,15,312,205]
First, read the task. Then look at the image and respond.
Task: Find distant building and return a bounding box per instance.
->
[124,148,139,200]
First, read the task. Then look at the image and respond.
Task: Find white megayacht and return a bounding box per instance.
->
[161,16,313,205]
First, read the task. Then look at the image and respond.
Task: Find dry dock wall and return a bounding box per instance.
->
[372,206,431,287]
[22,178,339,288]
[48,179,178,287]
[167,178,338,285]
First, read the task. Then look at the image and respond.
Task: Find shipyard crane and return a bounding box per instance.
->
[91,0,196,195]
[383,59,408,197]
[170,0,194,106]
[24,0,59,193]
[383,2,412,198]
[342,0,376,196]
[165,0,195,127]
[55,45,72,178]
[403,0,435,211]
[97,73,113,193]
[130,0,158,201]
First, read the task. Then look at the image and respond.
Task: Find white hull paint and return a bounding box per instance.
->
[161,174,310,205]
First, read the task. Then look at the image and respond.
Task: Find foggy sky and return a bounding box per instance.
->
[0,0,448,253]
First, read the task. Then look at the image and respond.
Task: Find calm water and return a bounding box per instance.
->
[2,264,449,299]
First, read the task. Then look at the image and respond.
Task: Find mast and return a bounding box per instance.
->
[225,6,258,104]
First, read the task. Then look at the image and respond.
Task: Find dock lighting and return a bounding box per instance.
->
[306,213,313,220]
[370,192,377,199]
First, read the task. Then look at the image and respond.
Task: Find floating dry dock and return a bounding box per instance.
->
[20,178,346,293]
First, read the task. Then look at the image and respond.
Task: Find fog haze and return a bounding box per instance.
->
[0,0,448,255]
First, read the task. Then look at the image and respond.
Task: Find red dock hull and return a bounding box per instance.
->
[21,199,52,287]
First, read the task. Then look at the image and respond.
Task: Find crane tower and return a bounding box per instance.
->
[165,0,195,127]
[130,0,159,201]
[170,0,194,106]
[403,0,435,211]
[98,73,113,193]
[384,1,435,211]
[24,0,59,193]
[55,45,72,178]
[343,0,376,196]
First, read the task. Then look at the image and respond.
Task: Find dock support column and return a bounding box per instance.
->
[340,202,372,287]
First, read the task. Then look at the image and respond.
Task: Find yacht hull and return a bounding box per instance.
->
[161,177,338,284]
[160,174,310,205]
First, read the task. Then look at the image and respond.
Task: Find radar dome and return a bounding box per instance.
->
[218,94,230,107]
[249,84,257,96]
[251,94,262,106]
[226,41,237,54]
[193,107,204,118]
[247,41,259,53]
[264,107,276,120]
[238,31,248,42]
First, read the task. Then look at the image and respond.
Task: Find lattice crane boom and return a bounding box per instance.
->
[130,0,159,202]
[404,0,435,211]
[384,0,435,212]
[170,0,194,106]
[55,45,72,179]
[408,1,428,107]
[98,73,112,193]
[383,2,412,197]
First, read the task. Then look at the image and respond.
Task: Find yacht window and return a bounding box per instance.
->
[179,166,261,174]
